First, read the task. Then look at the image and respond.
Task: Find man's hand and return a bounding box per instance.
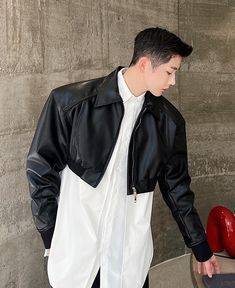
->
[197,254,221,278]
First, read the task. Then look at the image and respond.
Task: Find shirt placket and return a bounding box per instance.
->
[98,106,126,288]
[100,98,143,288]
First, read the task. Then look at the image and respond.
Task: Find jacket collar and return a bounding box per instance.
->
[94,66,161,120]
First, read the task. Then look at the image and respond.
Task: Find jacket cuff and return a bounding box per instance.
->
[191,240,213,262]
[40,226,55,249]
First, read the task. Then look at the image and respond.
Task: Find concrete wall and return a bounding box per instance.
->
[151,0,235,265]
[0,0,234,287]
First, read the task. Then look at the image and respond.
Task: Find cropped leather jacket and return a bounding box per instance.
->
[26,66,213,262]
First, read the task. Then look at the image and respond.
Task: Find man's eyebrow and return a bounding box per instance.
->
[170,66,180,70]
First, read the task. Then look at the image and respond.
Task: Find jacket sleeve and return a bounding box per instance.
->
[158,120,213,262]
[26,89,71,249]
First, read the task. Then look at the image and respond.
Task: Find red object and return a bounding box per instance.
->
[206,206,235,257]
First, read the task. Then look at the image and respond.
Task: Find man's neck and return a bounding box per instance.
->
[122,66,147,97]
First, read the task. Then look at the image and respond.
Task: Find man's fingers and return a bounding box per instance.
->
[212,257,221,274]
[197,262,202,274]
[203,265,207,276]
[197,255,221,277]
[205,262,213,278]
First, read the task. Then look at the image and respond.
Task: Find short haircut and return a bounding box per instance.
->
[129,27,193,68]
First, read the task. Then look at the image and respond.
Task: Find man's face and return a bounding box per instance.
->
[142,54,182,97]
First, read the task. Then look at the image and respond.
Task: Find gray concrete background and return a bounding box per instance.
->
[0,0,234,287]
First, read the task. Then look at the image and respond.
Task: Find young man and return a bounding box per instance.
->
[26,27,220,288]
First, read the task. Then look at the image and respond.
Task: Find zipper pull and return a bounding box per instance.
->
[132,186,137,203]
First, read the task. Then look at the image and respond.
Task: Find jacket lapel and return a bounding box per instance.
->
[94,66,124,107]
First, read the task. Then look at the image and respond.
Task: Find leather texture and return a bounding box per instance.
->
[26,66,213,262]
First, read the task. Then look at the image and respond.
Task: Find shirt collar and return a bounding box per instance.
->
[94,66,161,120]
[117,67,146,103]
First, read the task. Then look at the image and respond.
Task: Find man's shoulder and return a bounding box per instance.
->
[50,75,106,111]
[160,95,185,126]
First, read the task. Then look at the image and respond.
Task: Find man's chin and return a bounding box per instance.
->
[151,91,163,97]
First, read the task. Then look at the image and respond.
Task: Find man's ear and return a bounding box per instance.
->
[136,56,150,73]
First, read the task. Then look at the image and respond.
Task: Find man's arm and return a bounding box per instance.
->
[158,120,213,262]
[26,90,71,249]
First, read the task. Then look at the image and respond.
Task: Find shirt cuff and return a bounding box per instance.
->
[44,249,50,257]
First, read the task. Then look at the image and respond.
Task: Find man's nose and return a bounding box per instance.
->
[169,74,176,86]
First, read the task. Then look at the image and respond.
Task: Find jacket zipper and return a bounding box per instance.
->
[131,107,147,203]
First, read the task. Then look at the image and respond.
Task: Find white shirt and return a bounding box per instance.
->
[47,67,154,288]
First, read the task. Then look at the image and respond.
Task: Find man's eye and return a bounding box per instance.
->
[167,71,172,75]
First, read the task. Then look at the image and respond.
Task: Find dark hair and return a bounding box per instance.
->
[129,27,193,68]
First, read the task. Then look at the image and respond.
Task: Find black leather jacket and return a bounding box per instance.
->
[26,66,213,262]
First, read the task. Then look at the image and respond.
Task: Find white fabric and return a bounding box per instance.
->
[44,249,50,257]
[47,67,154,288]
